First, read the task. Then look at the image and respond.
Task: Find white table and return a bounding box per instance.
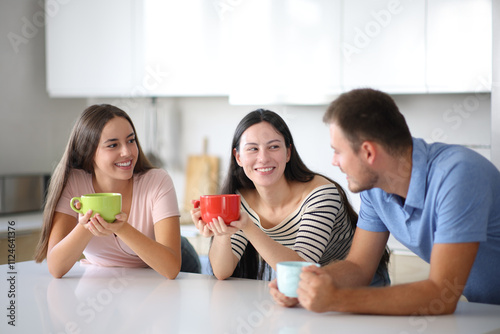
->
[1,261,499,334]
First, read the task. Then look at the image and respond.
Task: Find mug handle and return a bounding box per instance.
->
[70,197,83,214]
[191,199,200,209]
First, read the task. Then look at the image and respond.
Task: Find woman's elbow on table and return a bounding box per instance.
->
[212,269,232,280]
[159,263,182,280]
[163,272,180,280]
[48,264,70,279]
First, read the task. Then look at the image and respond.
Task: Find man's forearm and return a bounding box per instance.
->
[328,279,460,315]
[323,260,374,288]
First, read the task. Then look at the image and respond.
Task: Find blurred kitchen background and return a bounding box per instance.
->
[1,0,499,281]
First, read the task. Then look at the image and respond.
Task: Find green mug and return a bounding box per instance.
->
[70,193,122,223]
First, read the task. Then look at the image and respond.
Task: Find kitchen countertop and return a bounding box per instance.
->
[0,212,43,236]
[1,261,500,334]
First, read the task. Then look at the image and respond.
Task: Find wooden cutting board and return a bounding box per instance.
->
[182,138,220,213]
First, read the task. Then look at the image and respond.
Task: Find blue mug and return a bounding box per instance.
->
[277,261,320,298]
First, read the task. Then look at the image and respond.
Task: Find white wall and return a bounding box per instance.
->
[0,0,86,175]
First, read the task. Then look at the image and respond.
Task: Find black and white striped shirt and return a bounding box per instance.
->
[231,184,355,266]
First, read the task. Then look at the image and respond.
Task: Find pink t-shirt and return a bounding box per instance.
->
[55,168,180,267]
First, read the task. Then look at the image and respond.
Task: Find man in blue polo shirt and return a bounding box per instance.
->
[269,88,500,315]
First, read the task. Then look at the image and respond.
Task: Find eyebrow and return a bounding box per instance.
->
[243,139,282,146]
[103,132,135,144]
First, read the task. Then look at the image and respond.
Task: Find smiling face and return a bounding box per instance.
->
[329,122,378,193]
[93,116,138,183]
[234,121,291,188]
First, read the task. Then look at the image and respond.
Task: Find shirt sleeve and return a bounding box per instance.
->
[56,179,78,217]
[230,200,253,260]
[149,169,180,224]
[433,157,490,243]
[230,230,248,260]
[55,169,93,218]
[357,190,390,233]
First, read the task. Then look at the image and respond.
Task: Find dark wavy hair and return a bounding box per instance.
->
[218,109,370,280]
[35,104,154,262]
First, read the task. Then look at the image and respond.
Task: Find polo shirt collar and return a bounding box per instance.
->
[404,138,427,210]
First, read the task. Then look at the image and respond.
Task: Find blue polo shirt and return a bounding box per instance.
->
[358,138,500,305]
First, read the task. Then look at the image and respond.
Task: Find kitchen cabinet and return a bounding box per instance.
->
[142,0,227,96]
[46,0,142,97]
[46,0,226,97]
[0,229,40,265]
[341,0,491,94]
[0,213,44,265]
[225,0,492,100]
[426,0,492,93]
[341,0,427,93]
[388,253,430,285]
[46,0,342,101]
[46,0,492,99]
[224,0,343,105]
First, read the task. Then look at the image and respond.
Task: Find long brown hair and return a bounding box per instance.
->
[34,104,154,262]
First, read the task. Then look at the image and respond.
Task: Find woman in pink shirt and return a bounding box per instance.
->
[35,104,198,278]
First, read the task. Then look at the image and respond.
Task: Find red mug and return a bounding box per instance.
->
[192,194,241,224]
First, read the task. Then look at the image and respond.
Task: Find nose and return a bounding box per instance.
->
[331,152,339,167]
[257,149,269,163]
[120,143,131,157]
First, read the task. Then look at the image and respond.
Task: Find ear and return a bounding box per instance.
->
[359,141,377,165]
[233,148,242,167]
[286,144,292,163]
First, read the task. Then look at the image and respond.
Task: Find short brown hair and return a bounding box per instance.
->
[323,88,412,156]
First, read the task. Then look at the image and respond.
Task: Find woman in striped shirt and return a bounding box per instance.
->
[191,109,389,284]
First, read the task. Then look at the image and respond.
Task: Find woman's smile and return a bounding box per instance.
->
[115,159,133,169]
[255,167,275,174]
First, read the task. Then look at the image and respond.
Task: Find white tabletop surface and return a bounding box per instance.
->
[1,261,500,334]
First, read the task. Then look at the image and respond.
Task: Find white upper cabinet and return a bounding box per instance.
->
[46,0,226,97]
[46,0,492,99]
[341,0,427,93]
[46,0,141,97]
[341,0,492,94]
[426,0,492,93]
[142,0,227,96]
[223,0,343,105]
